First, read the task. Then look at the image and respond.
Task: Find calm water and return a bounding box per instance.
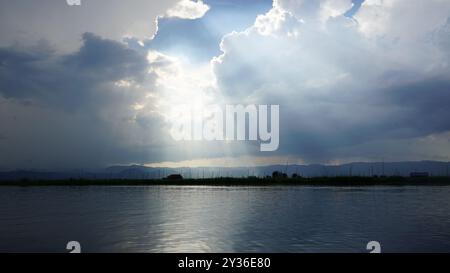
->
[1,186,450,253]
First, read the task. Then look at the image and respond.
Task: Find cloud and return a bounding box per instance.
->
[211,0,450,162]
[0,29,247,169]
[165,0,210,19]
[0,33,171,169]
[1,0,450,169]
[355,0,450,41]
[0,33,149,109]
[0,0,179,53]
[276,0,353,22]
[145,0,272,63]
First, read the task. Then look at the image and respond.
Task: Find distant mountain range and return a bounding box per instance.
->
[0,161,449,181]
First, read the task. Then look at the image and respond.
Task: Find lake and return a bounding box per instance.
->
[1,185,450,253]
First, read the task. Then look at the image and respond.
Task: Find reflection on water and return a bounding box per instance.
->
[1,186,450,253]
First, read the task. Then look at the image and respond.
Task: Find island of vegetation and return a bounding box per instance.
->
[1,171,449,187]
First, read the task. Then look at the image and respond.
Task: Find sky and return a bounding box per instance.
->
[0,0,450,170]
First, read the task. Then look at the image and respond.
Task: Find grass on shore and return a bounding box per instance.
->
[1,176,450,187]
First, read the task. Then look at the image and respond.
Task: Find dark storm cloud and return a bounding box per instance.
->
[0,33,149,110]
[64,33,148,81]
[272,77,450,162]
[380,78,450,135]
[0,33,169,169]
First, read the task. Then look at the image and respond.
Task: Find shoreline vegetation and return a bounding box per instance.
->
[1,176,450,187]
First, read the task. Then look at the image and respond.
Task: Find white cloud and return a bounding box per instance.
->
[253,5,301,36]
[214,0,450,101]
[211,0,450,162]
[275,0,353,23]
[165,0,210,20]
[355,0,450,41]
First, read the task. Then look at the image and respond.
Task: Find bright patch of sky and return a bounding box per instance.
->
[146,0,273,63]
[345,0,364,17]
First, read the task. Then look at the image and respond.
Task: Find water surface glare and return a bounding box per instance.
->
[1,186,450,253]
